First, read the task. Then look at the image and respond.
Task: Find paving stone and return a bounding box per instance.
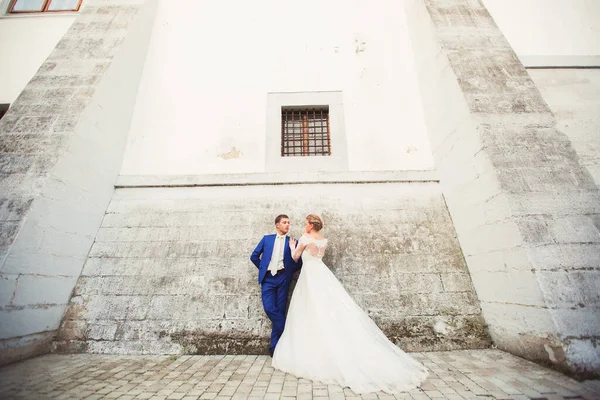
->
[0,350,598,399]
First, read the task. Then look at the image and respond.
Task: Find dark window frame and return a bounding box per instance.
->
[9,0,83,13]
[0,104,9,121]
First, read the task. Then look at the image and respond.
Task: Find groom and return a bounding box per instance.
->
[250,214,302,357]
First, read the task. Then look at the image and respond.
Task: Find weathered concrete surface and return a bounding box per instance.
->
[0,331,55,369]
[1,350,600,399]
[404,0,600,378]
[0,0,157,366]
[528,69,600,188]
[55,183,490,355]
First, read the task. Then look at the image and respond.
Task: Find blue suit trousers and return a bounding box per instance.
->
[261,271,290,351]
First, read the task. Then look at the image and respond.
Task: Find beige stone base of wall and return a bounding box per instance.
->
[54,181,490,355]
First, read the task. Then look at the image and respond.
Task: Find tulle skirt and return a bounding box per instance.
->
[272,259,429,393]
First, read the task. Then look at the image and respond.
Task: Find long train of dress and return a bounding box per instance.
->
[272,237,428,394]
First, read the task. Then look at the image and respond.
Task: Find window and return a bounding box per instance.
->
[266,91,348,172]
[281,107,331,157]
[9,0,82,13]
[0,104,8,121]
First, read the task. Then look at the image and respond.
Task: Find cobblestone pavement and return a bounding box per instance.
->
[0,350,599,400]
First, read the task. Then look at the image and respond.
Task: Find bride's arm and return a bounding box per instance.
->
[289,238,306,262]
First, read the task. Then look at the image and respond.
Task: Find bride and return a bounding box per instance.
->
[272,214,429,393]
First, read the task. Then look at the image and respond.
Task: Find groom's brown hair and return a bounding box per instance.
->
[275,214,289,224]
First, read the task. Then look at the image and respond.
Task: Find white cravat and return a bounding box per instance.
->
[268,235,286,275]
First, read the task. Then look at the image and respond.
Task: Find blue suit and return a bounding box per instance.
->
[250,234,302,352]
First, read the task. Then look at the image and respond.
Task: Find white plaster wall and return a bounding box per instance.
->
[121,0,434,175]
[482,0,600,66]
[0,15,76,104]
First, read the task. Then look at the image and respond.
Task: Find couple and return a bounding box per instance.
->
[250,214,428,394]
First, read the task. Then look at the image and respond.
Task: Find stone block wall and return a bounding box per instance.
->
[0,0,157,366]
[528,69,600,189]
[404,0,600,378]
[55,182,490,355]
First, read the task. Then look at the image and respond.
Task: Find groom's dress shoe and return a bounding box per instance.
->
[269,348,274,357]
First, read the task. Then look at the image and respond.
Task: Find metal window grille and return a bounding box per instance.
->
[281,107,331,157]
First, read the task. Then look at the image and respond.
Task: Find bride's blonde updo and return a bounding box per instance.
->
[306,214,323,232]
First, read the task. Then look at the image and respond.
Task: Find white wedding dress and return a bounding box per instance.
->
[272,236,429,393]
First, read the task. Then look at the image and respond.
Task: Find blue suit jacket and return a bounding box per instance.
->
[250,234,302,284]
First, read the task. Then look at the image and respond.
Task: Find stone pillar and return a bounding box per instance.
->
[0,0,157,366]
[405,0,600,377]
